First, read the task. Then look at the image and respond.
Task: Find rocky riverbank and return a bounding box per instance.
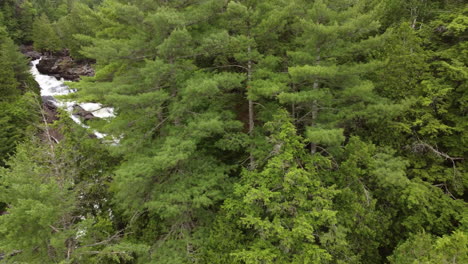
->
[21,45,95,81]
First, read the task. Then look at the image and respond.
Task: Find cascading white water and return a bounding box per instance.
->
[30,58,115,139]
[30,59,70,96]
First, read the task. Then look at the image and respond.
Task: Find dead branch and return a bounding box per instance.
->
[412,141,463,162]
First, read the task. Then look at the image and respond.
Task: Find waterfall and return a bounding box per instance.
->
[30,58,115,140]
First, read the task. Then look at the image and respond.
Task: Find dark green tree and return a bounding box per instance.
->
[0,0,36,43]
[17,0,464,263]
[0,114,148,263]
[32,14,62,52]
[281,0,392,155]
[205,110,339,263]
[68,1,245,262]
[0,26,38,166]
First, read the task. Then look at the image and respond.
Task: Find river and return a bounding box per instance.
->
[30,58,115,139]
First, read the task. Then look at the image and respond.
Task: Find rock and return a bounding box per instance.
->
[37,56,60,75]
[41,96,59,124]
[84,113,95,121]
[41,95,56,104]
[73,104,95,121]
[37,55,95,81]
[43,100,57,112]
[66,64,95,79]
[20,45,41,60]
[88,133,98,139]
[24,50,42,60]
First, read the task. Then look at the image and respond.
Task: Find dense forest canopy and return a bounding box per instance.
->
[0,0,467,263]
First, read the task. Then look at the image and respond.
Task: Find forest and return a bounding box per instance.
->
[0,0,467,263]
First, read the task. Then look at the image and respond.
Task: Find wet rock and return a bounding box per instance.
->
[20,45,41,60]
[24,50,42,60]
[84,113,95,120]
[41,95,56,104]
[88,133,98,139]
[39,96,64,142]
[37,56,60,75]
[73,104,95,121]
[37,55,95,81]
[42,97,59,124]
[65,64,95,80]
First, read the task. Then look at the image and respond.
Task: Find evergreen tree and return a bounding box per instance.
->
[328,137,465,262]
[372,2,467,196]
[0,48,20,98]
[2,0,462,263]
[56,2,100,59]
[281,0,389,154]
[0,0,35,43]
[32,14,62,52]
[0,116,147,263]
[205,110,339,263]
[210,0,299,169]
[68,1,244,262]
[0,26,38,166]
[390,229,468,263]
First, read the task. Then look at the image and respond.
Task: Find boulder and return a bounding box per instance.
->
[66,64,95,79]
[41,95,56,104]
[37,56,60,75]
[41,96,59,124]
[20,45,41,60]
[24,50,42,60]
[73,104,95,121]
[37,55,95,81]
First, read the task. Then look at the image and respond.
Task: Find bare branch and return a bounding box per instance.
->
[412,141,463,162]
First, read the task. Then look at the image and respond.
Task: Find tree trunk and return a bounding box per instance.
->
[310,48,321,154]
[248,43,255,169]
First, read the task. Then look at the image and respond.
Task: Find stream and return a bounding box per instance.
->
[30,58,115,139]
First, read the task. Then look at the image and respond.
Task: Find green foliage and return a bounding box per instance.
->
[205,110,339,263]
[280,0,394,154]
[329,137,465,263]
[0,93,37,166]
[389,230,468,263]
[0,0,36,43]
[371,3,468,196]
[0,115,147,263]
[32,14,62,52]
[0,0,465,263]
[0,26,38,166]
[0,142,76,262]
[306,127,345,147]
[56,2,100,59]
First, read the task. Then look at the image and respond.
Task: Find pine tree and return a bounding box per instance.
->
[32,14,62,52]
[389,229,468,263]
[206,110,339,263]
[56,2,99,59]
[281,0,388,154]
[0,116,148,263]
[211,0,299,169]
[15,0,464,263]
[0,0,36,43]
[69,1,245,262]
[0,26,37,166]
[0,49,20,98]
